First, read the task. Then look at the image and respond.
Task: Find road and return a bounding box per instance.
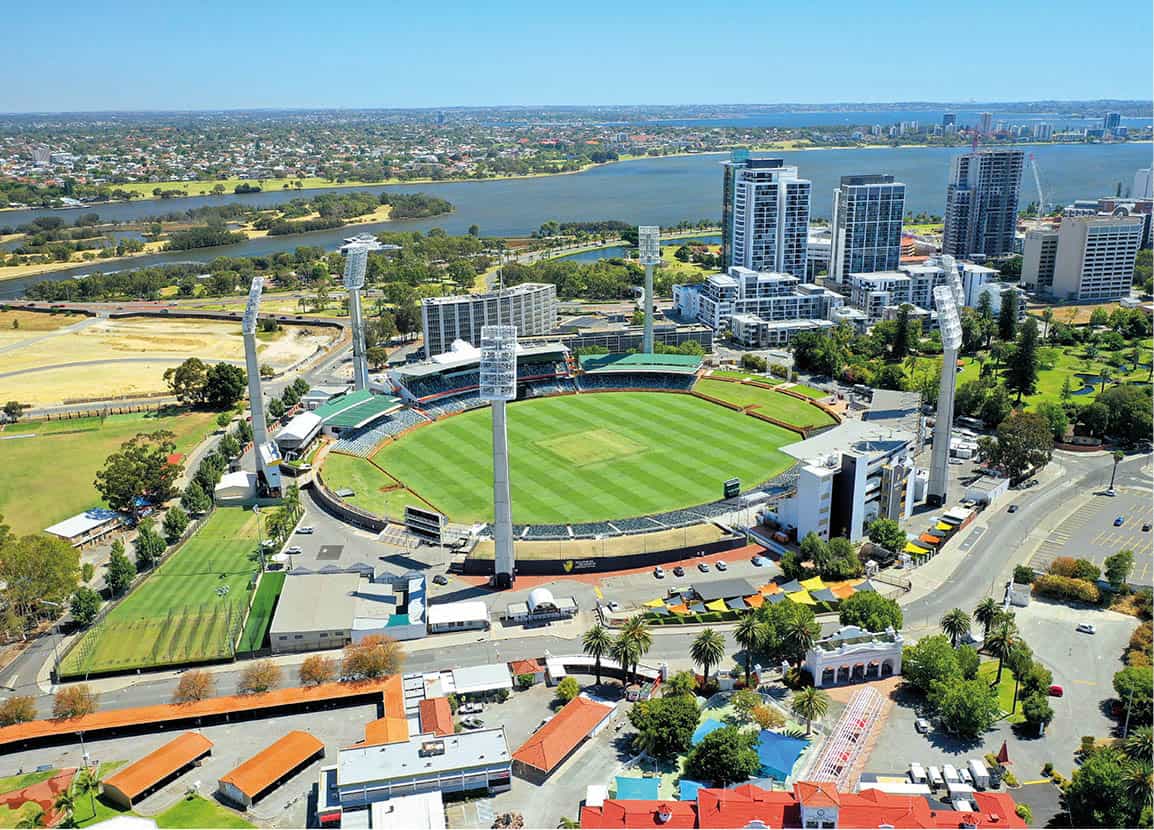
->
[901,450,1152,629]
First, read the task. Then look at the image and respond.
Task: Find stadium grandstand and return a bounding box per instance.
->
[576,352,701,392]
[276,389,405,457]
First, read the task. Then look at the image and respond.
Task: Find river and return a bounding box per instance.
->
[1,142,1149,298]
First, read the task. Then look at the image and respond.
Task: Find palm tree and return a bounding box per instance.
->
[1041,308,1053,340]
[789,686,831,737]
[690,628,727,688]
[734,613,767,686]
[984,619,1019,686]
[973,597,1000,641]
[53,785,75,826]
[664,670,697,697]
[582,624,613,686]
[1122,725,1152,763]
[1122,761,1153,811]
[940,608,972,648]
[611,633,641,687]
[781,610,819,665]
[621,616,652,682]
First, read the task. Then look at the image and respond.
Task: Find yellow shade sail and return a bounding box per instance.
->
[787,590,816,605]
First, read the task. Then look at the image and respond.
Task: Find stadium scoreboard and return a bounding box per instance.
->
[724,478,740,499]
[405,505,446,544]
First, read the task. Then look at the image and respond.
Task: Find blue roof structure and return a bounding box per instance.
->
[614,776,660,800]
[691,718,726,746]
[678,780,704,802]
[756,730,808,780]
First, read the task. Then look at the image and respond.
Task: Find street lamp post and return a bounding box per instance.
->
[38,600,63,679]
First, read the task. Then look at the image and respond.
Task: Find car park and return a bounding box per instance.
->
[697,562,710,573]
[653,566,666,579]
[914,718,931,734]
[673,566,685,577]
[297,526,315,534]
[715,561,728,571]
[1076,623,1096,634]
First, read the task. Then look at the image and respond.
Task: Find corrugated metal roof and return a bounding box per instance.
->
[219,731,324,799]
[103,732,213,801]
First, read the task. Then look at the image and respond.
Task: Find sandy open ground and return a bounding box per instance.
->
[0,317,336,406]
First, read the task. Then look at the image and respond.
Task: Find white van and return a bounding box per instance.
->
[927,766,944,788]
[908,762,927,784]
[967,759,990,790]
[942,764,960,784]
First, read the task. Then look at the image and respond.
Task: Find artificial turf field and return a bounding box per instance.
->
[60,508,259,678]
[360,392,799,525]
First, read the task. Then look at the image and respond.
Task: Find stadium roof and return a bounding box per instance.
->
[781,419,915,464]
[219,731,324,800]
[103,732,213,804]
[393,342,568,379]
[511,695,615,774]
[313,389,373,419]
[277,411,323,443]
[323,395,403,429]
[44,508,121,540]
[578,353,702,374]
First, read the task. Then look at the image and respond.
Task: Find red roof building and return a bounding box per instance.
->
[418,697,454,737]
[512,695,615,780]
[581,782,1026,829]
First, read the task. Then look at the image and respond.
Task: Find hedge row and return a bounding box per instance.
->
[1032,573,1101,604]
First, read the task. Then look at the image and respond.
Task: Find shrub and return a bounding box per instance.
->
[1042,762,1054,776]
[1032,573,1101,604]
[1015,804,1032,823]
[516,672,536,689]
[53,685,97,719]
[555,676,580,703]
[0,696,37,726]
[1012,565,1035,585]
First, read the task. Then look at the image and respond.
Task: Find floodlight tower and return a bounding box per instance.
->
[242,277,282,497]
[929,285,962,506]
[941,254,964,307]
[480,324,518,589]
[638,225,660,353]
[343,242,371,391]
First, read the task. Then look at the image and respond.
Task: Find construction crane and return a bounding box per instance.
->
[1028,153,1046,222]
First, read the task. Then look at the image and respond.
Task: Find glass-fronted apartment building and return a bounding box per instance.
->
[942,149,1024,260]
[828,175,906,287]
[420,283,557,359]
[722,155,811,277]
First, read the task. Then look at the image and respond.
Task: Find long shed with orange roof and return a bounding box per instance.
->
[102,732,213,808]
[217,731,325,808]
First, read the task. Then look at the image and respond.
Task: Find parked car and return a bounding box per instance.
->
[715,561,728,571]
[432,574,449,586]
[1115,515,1125,526]
[1007,504,1018,513]
[1048,685,1064,697]
[915,718,931,734]
[1143,523,1151,532]
[460,716,484,729]
[1105,488,1117,497]
[751,555,769,567]
[653,566,666,579]
[1076,623,1096,634]
[285,545,302,555]
[697,562,710,573]
[533,716,553,732]
[297,526,315,534]
[959,768,974,786]
[458,702,484,714]
[673,566,685,577]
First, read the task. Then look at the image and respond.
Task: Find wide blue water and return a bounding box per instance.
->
[1,142,1149,298]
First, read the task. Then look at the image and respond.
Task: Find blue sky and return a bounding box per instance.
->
[3,0,1151,112]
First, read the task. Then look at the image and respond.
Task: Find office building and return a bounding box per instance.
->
[1134,168,1153,200]
[774,420,917,543]
[1051,215,1145,301]
[420,283,557,358]
[942,149,1024,259]
[942,112,956,129]
[828,175,906,286]
[673,266,843,346]
[721,155,811,276]
[1104,112,1122,132]
[1021,228,1060,294]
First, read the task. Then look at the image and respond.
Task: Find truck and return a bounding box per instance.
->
[967,759,990,790]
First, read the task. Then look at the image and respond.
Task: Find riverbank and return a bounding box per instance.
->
[0,202,410,282]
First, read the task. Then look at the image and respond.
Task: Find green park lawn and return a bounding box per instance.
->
[694,378,835,429]
[60,508,260,677]
[154,796,254,829]
[0,409,217,535]
[978,660,1026,725]
[355,392,797,525]
[786,383,829,399]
